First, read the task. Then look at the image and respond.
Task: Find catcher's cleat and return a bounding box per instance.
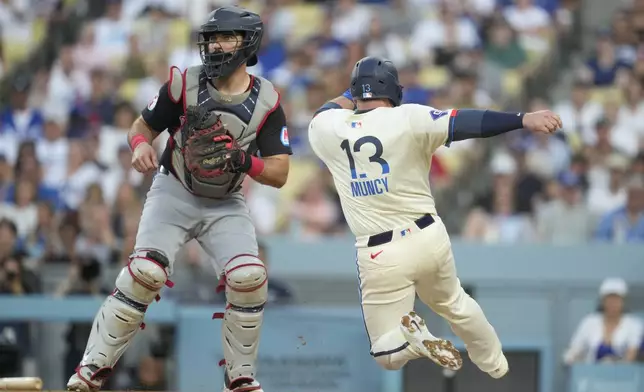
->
[66,364,111,391]
[223,381,264,392]
[222,368,263,392]
[400,311,463,371]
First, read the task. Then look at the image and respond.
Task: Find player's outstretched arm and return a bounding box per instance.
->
[447,109,562,144]
[312,88,355,118]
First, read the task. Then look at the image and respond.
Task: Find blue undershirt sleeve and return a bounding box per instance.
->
[449,109,525,143]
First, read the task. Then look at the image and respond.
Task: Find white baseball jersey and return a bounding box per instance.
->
[308,104,454,237]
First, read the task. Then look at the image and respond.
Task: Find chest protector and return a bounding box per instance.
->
[169,66,279,198]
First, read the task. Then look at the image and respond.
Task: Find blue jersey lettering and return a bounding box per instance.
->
[351,177,389,197]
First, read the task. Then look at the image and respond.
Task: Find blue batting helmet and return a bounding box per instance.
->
[350,56,403,107]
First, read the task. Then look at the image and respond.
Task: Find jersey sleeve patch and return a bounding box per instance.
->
[430,109,449,121]
[280,126,289,147]
[147,94,159,111]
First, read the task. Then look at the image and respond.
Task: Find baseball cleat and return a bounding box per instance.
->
[400,311,463,371]
[223,379,263,392]
[67,364,108,392]
[488,355,509,379]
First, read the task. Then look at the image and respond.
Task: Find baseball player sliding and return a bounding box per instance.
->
[67,7,291,392]
[308,56,562,378]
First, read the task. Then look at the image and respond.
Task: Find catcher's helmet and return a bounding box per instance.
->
[350,56,403,107]
[197,6,263,79]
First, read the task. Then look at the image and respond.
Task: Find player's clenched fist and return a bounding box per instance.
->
[522,110,562,134]
[132,142,159,173]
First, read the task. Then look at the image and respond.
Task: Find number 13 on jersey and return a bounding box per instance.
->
[340,136,391,197]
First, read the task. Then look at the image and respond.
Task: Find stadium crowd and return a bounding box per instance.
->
[0,0,643,388]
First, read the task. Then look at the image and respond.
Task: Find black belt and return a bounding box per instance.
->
[367,214,435,247]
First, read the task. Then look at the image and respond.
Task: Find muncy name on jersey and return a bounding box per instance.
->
[351,177,389,197]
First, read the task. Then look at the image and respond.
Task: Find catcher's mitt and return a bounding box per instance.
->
[183,105,238,178]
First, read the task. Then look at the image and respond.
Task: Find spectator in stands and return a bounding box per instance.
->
[410,2,480,66]
[553,80,603,150]
[615,79,644,142]
[24,201,55,260]
[503,0,552,54]
[59,140,103,210]
[110,182,142,240]
[133,57,168,113]
[0,31,4,79]
[579,31,632,87]
[98,101,137,168]
[509,143,545,215]
[0,155,11,204]
[46,45,92,118]
[290,174,341,239]
[73,23,110,75]
[133,2,174,57]
[595,175,644,243]
[168,28,201,72]
[0,76,43,162]
[266,46,312,94]
[75,201,117,266]
[44,212,79,264]
[10,142,61,210]
[584,118,625,189]
[92,0,131,60]
[632,152,644,177]
[564,277,643,364]
[484,18,528,70]
[0,177,38,240]
[308,9,348,70]
[245,176,281,236]
[0,251,39,294]
[363,14,408,68]
[535,171,594,244]
[35,107,69,190]
[122,34,148,79]
[399,63,431,105]
[450,68,495,108]
[611,11,638,65]
[462,152,536,243]
[331,0,373,44]
[587,154,629,217]
[77,67,117,131]
[0,218,17,260]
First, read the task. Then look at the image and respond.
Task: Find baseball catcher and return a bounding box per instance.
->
[67,6,292,392]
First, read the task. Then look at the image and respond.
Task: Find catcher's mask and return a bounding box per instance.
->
[197,6,263,80]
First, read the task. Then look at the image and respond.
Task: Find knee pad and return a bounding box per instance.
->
[116,249,172,305]
[224,254,267,307]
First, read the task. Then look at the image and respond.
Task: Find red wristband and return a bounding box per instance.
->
[248,156,265,178]
[130,135,148,151]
